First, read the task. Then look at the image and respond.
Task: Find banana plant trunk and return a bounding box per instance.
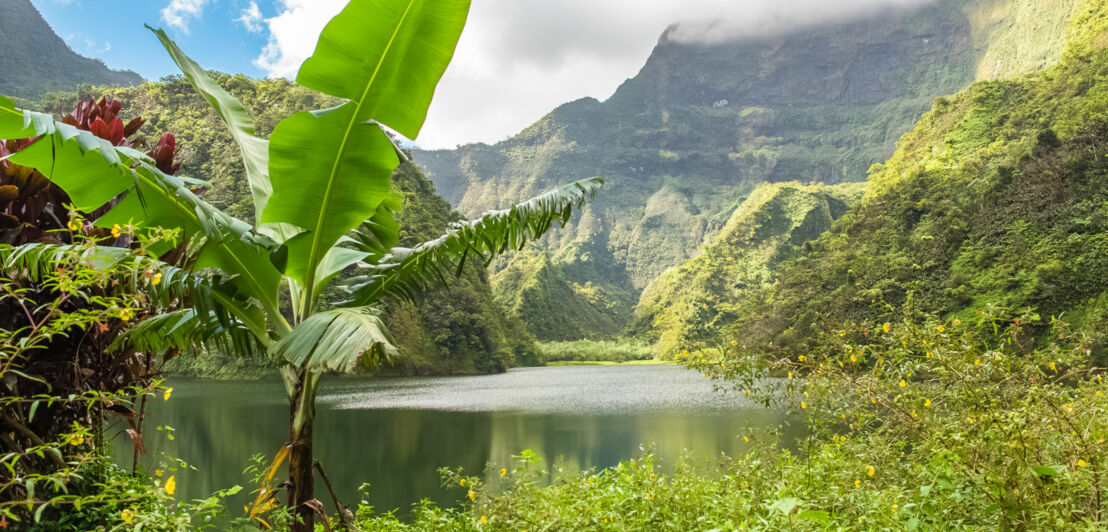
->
[288,369,322,532]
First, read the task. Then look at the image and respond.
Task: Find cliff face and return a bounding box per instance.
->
[416,0,1077,341]
[0,0,143,99]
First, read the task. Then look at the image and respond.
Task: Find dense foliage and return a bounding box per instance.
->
[24,76,539,377]
[349,309,1108,530]
[719,0,1108,356]
[633,182,863,356]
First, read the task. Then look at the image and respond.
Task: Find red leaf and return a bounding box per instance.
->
[89,117,110,140]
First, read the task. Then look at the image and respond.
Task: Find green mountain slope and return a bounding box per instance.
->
[416,0,1078,341]
[722,0,1108,359]
[79,76,534,375]
[0,0,142,99]
[634,182,864,355]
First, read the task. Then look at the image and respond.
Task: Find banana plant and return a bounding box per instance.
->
[0,0,601,528]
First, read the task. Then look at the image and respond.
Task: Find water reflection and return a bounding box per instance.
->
[122,365,795,515]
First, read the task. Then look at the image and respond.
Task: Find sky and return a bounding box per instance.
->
[29,0,930,150]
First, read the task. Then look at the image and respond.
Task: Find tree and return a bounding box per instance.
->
[0,0,601,529]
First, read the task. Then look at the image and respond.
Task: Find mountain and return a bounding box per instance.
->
[633,182,864,355]
[0,0,143,100]
[714,0,1108,359]
[415,0,1079,341]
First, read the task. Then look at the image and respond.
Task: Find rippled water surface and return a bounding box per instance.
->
[127,365,792,515]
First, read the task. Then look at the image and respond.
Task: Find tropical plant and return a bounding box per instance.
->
[0,0,601,528]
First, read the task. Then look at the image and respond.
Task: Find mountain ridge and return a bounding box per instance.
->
[0,0,143,100]
[415,0,1077,341]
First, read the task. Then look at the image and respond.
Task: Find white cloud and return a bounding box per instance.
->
[161,0,211,34]
[254,0,935,149]
[97,42,111,54]
[236,1,263,33]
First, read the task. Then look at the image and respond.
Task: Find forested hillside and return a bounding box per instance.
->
[416,0,1079,341]
[63,76,538,375]
[634,182,864,355]
[715,0,1108,358]
[0,0,142,99]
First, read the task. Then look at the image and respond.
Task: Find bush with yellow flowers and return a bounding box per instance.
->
[351,305,1107,530]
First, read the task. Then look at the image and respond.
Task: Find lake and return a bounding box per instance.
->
[121,364,795,516]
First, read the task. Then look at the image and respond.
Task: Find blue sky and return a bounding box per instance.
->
[31,0,271,81]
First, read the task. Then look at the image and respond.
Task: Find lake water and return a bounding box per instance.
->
[122,364,795,516]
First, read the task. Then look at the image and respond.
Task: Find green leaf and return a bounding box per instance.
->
[1033,464,1067,478]
[262,104,398,286]
[342,177,603,305]
[270,307,397,373]
[147,26,274,227]
[296,0,471,138]
[796,510,830,524]
[767,497,801,515]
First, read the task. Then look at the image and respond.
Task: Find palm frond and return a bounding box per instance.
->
[270,307,396,373]
[341,177,602,306]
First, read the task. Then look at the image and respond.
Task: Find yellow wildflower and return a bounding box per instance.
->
[1051,361,1058,373]
[952,319,961,326]
[840,436,846,442]
[1078,459,1088,468]
[801,401,807,409]
[730,340,738,347]
[899,379,907,388]
[151,271,163,286]
[788,371,794,380]
[926,351,933,358]
[68,433,84,446]
[743,436,749,443]
[467,490,476,501]
[459,478,466,487]
[839,331,846,337]
[675,353,680,360]
[937,325,946,333]
[68,219,81,232]
[121,509,134,523]
[480,515,488,525]
[155,469,164,477]
[498,468,506,477]
[882,322,891,333]
[866,465,875,477]
[163,388,173,401]
[798,355,806,362]
[855,479,861,488]
[924,398,932,408]
[164,476,176,496]
[850,354,857,363]
[743,390,750,397]
[111,224,122,238]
